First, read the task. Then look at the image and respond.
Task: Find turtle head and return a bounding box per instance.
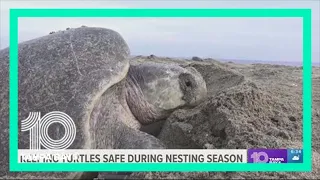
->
[177,65,208,107]
[125,62,207,124]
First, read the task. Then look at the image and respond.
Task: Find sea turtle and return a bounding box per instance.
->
[0,26,207,179]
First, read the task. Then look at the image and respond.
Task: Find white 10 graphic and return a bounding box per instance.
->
[21,111,76,150]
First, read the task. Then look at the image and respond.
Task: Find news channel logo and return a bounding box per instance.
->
[247,149,303,163]
[247,149,287,163]
[20,111,77,150]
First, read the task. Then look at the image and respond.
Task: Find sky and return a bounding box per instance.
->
[0,0,319,64]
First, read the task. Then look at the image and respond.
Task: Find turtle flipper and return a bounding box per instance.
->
[94,123,165,180]
[117,122,166,149]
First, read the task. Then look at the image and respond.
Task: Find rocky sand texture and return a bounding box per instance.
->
[129,55,320,179]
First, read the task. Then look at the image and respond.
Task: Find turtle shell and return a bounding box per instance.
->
[0,27,130,178]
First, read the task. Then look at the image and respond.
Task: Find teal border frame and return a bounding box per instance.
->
[9,8,312,172]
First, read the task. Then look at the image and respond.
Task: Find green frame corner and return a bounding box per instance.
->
[9,8,312,172]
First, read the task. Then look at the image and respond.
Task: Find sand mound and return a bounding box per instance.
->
[186,62,245,96]
[158,80,301,150]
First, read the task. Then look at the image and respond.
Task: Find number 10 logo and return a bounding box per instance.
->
[21,111,76,150]
[250,152,269,163]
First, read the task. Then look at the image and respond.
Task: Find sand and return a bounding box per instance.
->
[128,55,320,179]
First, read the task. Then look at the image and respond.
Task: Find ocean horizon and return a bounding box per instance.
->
[131,55,319,67]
